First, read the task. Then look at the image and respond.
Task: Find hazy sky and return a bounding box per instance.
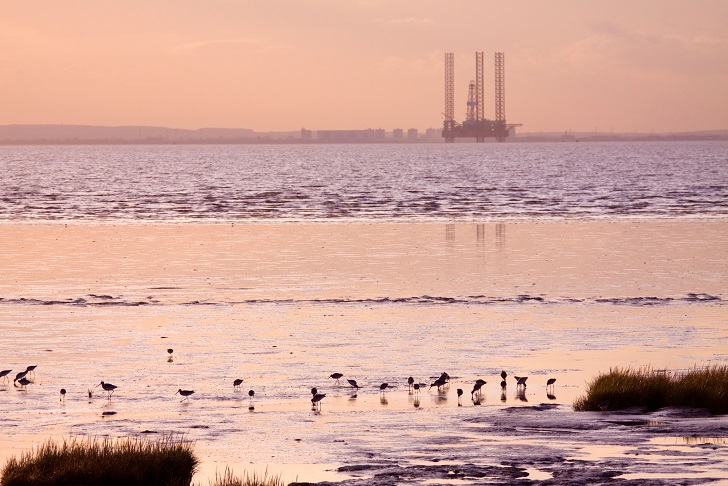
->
[2,1,727,133]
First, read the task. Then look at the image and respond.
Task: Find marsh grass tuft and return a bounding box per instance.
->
[1,435,198,486]
[574,365,728,414]
[208,467,284,486]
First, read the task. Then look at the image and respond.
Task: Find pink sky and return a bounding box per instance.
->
[1,0,727,132]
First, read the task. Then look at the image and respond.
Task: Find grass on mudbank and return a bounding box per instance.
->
[208,468,284,486]
[0,436,198,486]
[574,365,728,414]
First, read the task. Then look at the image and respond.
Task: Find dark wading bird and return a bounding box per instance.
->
[248,390,255,408]
[547,378,556,389]
[329,373,343,384]
[14,371,27,383]
[379,383,389,393]
[0,369,11,383]
[515,376,528,389]
[347,379,359,390]
[457,388,463,406]
[471,382,483,399]
[96,381,117,399]
[311,393,326,411]
[176,389,194,401]
[26,365,37,378]
[501,370,507,381]
[60,388,66,401]
[233,378,243,389]
[413,383,420,395]
[407,376,414,391]
[430,377,448,392]
[16,378,31,390]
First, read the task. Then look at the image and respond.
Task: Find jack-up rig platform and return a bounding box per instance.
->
[443,52,521,142]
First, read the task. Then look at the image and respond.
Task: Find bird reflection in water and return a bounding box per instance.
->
[516,388,528,402]
[380,395,388,406]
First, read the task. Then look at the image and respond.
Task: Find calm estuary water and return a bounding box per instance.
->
[1,141,727,221]
[0,142,727,484]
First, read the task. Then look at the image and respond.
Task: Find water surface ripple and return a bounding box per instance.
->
[1,142,726,221]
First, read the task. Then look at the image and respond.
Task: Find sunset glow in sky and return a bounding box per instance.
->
[2,0,727,133]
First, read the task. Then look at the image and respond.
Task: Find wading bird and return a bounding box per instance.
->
[546,377,556,390]
[60,388,66,401]
[407,376,414,391]
[515,376,528,389]
[430,377,448,392]
[176,389,194,401]
[167,349,174,362]
[347,379,359,390]
[16,378,31,390]
[329,373,343,384]
[233,378,243,389]
[14,371,27,383]
[311,393,326,411]
[96,381,117,399]
[0,369,11,383]
[501,370,507,381]
[25,365,37,378]
[379,383,389,393]
[457,388,463,406]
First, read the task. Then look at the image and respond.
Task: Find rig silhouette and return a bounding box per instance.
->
[443,52,521,142]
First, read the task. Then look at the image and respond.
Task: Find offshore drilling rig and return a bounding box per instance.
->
[442,52,520,142]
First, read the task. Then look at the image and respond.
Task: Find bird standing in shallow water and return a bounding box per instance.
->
[457,388,463,406]
[311,393,326,411]
[407,376,414,392]
[379,383,389,393]
[413,383,420,395]
[0,369,11,383]
[248,389,255,409]
[25,365,37,379]
[546,378,556,391]
[515,376,528,389]
[96,381,117,399]
[347,379,359,390]
[15,378,31,390]
[233,379,243,389]
[501,370,507,381]
[167,349,174,362]
[14,371,27,383]
[16,378,31,390]
[176,389,194,401]
[329,373,343,384]
[60,389,66,401]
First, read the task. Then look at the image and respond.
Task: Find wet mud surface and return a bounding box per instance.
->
[291,405,728,485]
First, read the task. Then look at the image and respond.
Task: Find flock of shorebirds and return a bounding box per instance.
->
[1,350,557,412]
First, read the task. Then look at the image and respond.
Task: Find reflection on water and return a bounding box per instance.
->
[650,436,727,445]
[495,223,506,252]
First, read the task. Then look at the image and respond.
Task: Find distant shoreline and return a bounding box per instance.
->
[1,124,727,145]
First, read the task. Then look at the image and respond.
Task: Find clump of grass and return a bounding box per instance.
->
[1,435,198,486]
[574,365,728,414]
[208,467,284,486]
